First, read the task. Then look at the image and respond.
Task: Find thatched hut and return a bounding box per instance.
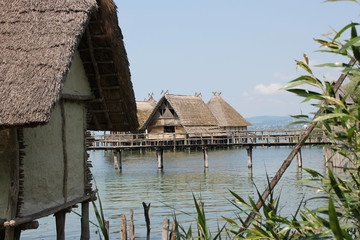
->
[136,97,157,130]
[0,0,138,239]
[141,94,219,138]
[207,94,251,131]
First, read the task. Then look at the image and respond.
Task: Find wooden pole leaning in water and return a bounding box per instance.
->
[142,202,151,239]
[241,58,356,229]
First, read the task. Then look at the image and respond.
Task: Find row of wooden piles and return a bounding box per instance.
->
[104,202,178,240]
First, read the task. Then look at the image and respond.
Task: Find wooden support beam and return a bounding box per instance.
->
[296,148,302,168]
[55,211,66,240]
[5,129,20,240]
[246,146,253,168]
[157,149,164,169]
[203,147,209,168]
[60,100,68,202]
[80,202,90,240]
[118,151,122,170]
[61,94,93,101]
[102,86,120,90]
[113,150,119,170]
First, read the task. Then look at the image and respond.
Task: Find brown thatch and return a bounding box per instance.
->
[207,95,251,127]
[136,97,157,129]
[0,0,138,131]
[141,94,219,131]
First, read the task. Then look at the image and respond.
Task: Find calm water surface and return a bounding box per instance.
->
[23,146,330,239]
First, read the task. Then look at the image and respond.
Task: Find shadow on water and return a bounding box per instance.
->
[22,146,327,239]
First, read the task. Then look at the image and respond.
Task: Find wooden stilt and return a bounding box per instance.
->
[5,129,20,240]
[296,148,302,168]
[129,209,135,240]
[157,149,164,169]
[120,214,127,239]
[142,202,151,239]
[118,150,122,169]
[113,150,119,170]
[55,211,66,240]
[169,222,176,240]
[162,219,169,240]
[80,201,90,240]
[246,146,253,168]
[203,147,209,168]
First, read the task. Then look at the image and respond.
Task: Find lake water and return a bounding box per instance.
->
[22,146,330,239]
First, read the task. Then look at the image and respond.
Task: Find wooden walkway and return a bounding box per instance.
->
[88,129,327,170]
[88,129,325,151]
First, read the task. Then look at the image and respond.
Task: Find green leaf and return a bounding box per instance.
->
[340,36,360,51]
[295,60,313,74]
[328,196,343,240]
[303,168,324,178]
[315,62,345,68]
[313,113,351,122]
[333,23,360,41]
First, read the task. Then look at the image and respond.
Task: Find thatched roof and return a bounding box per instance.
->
[0,0,138,131]
[136,97,157,129]
[207,95,251,127]
[142,94,218,131]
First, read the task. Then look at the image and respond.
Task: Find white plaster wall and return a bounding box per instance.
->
[20,105,64,217]
[0,129,11,219]
[62,51,92,96]
[65,101,85,199]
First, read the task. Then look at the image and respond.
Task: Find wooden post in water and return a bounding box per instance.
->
[120,214,127,240]
[157,148,164,169]
[203,147,209,168]
[296,148,302,168]
[142,202,151,240]
[118,150,122,169]
[169,222,177,240]
[80,201,90,240]
[246,146,253,168]
[130,209,135,240]
[113,150,119,170]
[162,219,169,240]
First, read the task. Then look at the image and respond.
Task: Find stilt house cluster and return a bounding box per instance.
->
[137,93,251,138]
[0,0,138,239]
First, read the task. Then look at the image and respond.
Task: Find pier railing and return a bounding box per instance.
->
[88,129,325,150]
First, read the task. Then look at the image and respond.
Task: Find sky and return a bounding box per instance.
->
[113,0,359,117]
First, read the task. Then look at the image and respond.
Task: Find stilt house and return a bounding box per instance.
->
[141,94,219,138]
[0,0,138,239]
[207,94,251,131]
[136,97,157,130]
